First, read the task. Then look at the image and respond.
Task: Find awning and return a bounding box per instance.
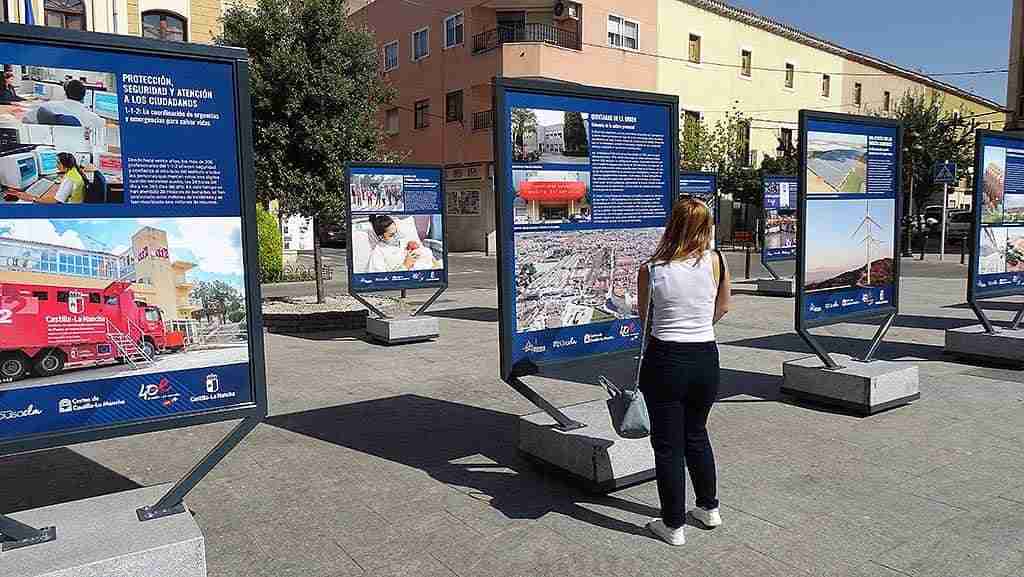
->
[517,181,586,202]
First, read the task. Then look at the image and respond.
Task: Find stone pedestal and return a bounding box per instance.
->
[945,325,1024,365]
[519,399,654,493]
[0,484,205,577]
[782,354,920,416]
[757,277,795,297]
[366,316,439,345]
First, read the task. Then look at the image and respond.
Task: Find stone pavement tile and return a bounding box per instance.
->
[976,403,1024,444]
[203,522,277,577]
[526,546,700,577]
[873,523,1024,577]
[920,373,1024,407]
[331,510,481,573]
[429,525,585,577]
[245,518,366,577]
[812,560,918,577]
[860,420,1024,478]
[438,489,538,536]
[368,554,456,577]
[901,447,1024,509]
[999,483,1024,505]
[689,542,815,577]
[834,402,967,452]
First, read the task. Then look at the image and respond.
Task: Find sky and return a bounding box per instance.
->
[0,218,245,290]
[727,0,1012,105]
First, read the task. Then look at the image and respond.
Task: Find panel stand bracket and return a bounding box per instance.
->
[508,377,586,432]
[969,301,998,334]
[0,515,56,553]
[860,312,897,363]
[351,293,390,320]
[797,326,843,370]
[411,287,446,317]
[763,261,782,281]
[137,416,261,522]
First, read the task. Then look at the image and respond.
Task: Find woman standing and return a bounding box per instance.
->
[638,198,731,546]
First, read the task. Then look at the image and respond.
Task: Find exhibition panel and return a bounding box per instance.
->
[797,111,902,330]
[970,130,1024,302]
[0,26,267,456]
[762,175,798,264]
[679,171,717,222]
[345,163,447,293]
[493,78,678,381]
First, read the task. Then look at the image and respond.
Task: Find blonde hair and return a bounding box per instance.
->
[650,198,713,264]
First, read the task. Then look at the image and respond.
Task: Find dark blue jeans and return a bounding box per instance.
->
[639,338,720,529]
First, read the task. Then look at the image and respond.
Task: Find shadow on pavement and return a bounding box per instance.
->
[945,301,1024,313]
[846,314,981,331]
[269,328,375,343]
[723,331,946,361]
[268,394,659,536]
[0,448,142,514]
[427,307,499,323]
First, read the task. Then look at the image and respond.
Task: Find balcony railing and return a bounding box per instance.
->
[472,110,493,131]
[473,23,581,54]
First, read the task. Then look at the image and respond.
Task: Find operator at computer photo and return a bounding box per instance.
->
[0,71,24,104]
[22,80,105,144]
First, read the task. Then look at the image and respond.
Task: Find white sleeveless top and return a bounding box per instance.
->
[649,252,718,343]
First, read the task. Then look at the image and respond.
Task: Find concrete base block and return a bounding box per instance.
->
[782,354,920,416]
[0,484,205,577]
[519,399,653,493]
[366,316,439,344]
[757,277,795,297]
[945,325,1024,365]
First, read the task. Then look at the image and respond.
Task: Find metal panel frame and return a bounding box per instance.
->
[679,170,719,224]
[344,162,450,297]
[0,22,268,457]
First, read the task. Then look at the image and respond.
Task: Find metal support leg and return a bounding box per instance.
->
[0,515,56,552]
[861,313,896,363]
[137,417,261,522]
[508,377,586,431]
[1012,304,1024,331]
[970,301,998,335]
[350,292,389,319]
[797,328,842,370]
[764,262,781,281]
[412,287,446,317]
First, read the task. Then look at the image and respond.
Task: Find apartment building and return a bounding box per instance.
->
[1,0,251,43]
[350,0,659,251]
[357,0,1005,250]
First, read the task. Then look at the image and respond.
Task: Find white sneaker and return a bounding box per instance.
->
[690,507,722,528]
[646,520,686,546]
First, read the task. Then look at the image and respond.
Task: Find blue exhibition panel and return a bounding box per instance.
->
[969,132,1024,301]
[798,112,901,328]
[495,80,677,379]
[762,175,798,263]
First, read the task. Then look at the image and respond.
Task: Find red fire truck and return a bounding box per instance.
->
[0,280,186,382]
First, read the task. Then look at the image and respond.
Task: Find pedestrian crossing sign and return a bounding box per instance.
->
[933,161,956,184]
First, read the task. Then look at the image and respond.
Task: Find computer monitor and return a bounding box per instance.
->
[33,82,46,97]
[82,89,95,109]
[35,148,59,176]
[0,152,38,189]
[93,92,118,120]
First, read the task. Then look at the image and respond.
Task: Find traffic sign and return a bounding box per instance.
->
[934,161,957,184]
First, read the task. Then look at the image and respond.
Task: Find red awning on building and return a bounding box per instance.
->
[517,181,586,202]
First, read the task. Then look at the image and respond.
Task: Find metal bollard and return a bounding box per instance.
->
[960,234,967,265]
[920,232,927,261]
[745,244,752,279]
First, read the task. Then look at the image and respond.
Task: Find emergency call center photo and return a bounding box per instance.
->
[0,63,123,205]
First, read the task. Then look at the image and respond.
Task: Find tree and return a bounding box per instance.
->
[680,113,712,171]
[563,111,588,156]
[191,280,245,323]
[219,0,395,303]
[703,108,761,206]
[869,89,977,216]
[256,204,282,282]
[511,108,537,155]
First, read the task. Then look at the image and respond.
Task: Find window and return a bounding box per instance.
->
[740,49,752,77]
[780,128,793,153]
[444,13,464,49]
[89,293,101,304]
[57,291,69,303]
[607,15,638,50]
[883,91,891,112]
[854,82,863,106]
[412,27,429,61]
[683,109,702,134]
[142,11,187,42]
[105,295,119,305]
[32,291,48,301]
[385,108,399,135]
[383,41,399,72]
[44,0,86,30]
[446,90,463,123]
[688,34,701,64]
[737,120,751,167]
[414,99,430,129]
[821,74,830,97]
[784,63,795,89]
[145,309,161,322]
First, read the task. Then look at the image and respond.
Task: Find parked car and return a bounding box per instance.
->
[319,222,346,248]
[946,210,973,237]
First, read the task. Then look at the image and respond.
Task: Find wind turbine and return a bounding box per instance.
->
[851,201,883,286]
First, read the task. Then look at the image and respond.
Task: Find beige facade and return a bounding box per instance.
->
[3,0,251,44]
[1009,0,1024,130]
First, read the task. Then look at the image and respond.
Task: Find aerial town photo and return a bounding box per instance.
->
[513,227,661,333]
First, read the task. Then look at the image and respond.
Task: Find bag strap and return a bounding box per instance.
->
[633,262,656,391]
[715,249,725,287]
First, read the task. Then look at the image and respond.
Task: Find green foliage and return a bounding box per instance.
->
[869,89,977,214]
[680,113,711,171]
[218,0,396,224]
[228,310,247,323]
[511,108,537,150]
[563,111,588,156]
[256,205,283,282]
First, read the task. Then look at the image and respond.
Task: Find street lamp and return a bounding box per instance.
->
[902,130,921,257]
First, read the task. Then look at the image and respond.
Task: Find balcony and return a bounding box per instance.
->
[472,110,493,131]
[472,23,581,55]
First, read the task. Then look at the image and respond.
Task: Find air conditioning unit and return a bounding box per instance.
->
[553,1,579,21]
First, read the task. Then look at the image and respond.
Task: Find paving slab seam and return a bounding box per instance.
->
[866,560,919,577]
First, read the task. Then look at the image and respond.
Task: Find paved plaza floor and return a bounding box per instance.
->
[4,260,1024,577]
